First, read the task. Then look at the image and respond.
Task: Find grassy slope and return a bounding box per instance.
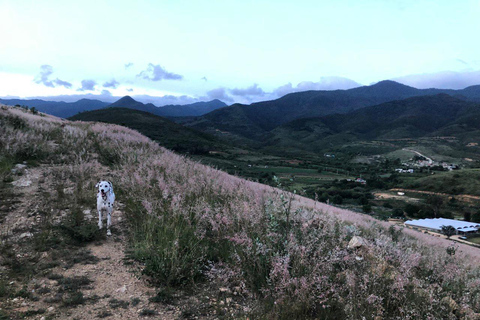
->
[70,107,226,154]
[2,106,480,319]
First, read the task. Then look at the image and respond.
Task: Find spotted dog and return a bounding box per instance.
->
[96,180,115,236]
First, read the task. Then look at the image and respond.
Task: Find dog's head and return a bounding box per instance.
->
[96,180,113,198]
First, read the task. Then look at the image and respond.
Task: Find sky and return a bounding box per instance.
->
[1,0,480,105]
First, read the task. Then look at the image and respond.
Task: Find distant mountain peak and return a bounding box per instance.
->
[372,80,413,89]
[117,95,137,103]
[109,96,141,108]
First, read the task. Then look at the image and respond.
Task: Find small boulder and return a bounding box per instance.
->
[441,296,458,312]
[19,232,33,239]
[348,236,368,249]
[11,164,27,174]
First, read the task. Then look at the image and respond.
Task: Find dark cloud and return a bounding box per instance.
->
[34,65,72,88]
[103,79,119,89]
[124,62,134,69]
[137,63,183,81]
[230,83,265,97]
[127,88,134,92]
[101,89,112,96]
[205,87,234,102]
[392,70,480,90]
[78,80,97,91]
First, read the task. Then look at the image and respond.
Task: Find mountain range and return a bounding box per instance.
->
[0,98,109,118]
[184,80,480,140]
[263,94,480,153]
[0,97,227,118]
[107,96,227,117]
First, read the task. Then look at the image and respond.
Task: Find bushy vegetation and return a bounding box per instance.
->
[2,106,480,319]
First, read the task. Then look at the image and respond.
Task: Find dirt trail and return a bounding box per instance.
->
[390,188,480,202]
[1,165,179,319]
[56,214,178,320]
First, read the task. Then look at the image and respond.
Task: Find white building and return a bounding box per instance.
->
[405,218,480,234]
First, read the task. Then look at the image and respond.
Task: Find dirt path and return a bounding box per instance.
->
[1,165,179,319]
[55,212,179,320]
[402,148,434,163]
[390,188,480,202]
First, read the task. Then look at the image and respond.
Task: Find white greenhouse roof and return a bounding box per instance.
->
[405,218,480,231]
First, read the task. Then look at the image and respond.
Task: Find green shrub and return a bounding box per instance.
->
[127,208,207,287]
[59,207,103,244]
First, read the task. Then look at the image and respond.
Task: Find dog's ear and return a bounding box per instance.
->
[107,181,113,192]
[95,182,99,188]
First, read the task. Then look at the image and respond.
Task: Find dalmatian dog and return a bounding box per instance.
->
[96,180,115,236]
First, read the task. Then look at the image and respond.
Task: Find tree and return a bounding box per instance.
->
[472,211,480,223]
[392,208,404,218]
[440,225,456,239]
[332,194,343,205]
[464,211,472,222]
[404,203,420,217]
[426,196,444,218]
[362,203,372,213]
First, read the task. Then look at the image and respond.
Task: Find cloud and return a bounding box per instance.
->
[392,70,480,90]
[230,83,265,97]
[34,65,72,88]
[201,76,208,82]
[134,94,199,106]
[127,88,134,92]
[273,83,294,97]
[103,79,119,89]
[34,65,54,87]
[101,89,112,96]
[53,78,72,89]
[272,76,362,98]
[205,87,234,102]
[124,62,133,69]
[78,79,96,91]
[137,63,183,81]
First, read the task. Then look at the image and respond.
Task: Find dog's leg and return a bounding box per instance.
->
[107,211,112,236]
[98,210,103,229]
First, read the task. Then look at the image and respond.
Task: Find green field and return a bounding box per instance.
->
[467,237,480,245]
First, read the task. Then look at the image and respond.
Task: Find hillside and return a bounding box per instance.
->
[69,107,225,154]
[185,81,480,140]
[1,105,480,319]
[108,96,227,118]
[266,94,480,152]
